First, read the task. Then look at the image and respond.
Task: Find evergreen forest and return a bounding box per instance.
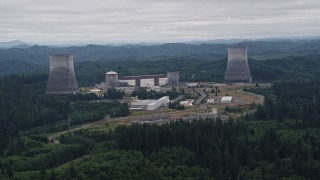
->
[1,51,320,179]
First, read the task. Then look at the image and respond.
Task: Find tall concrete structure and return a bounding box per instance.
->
[105,71,119,87]
[167,71,179,85]
[45,54,79,95]
[224,47,252,82]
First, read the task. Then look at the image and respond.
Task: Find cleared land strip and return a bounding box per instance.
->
[48,87,265,143]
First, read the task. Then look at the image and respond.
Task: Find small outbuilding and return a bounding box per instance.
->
[207,99,215,104]
[180,100,194,106]
[221,96,232,103]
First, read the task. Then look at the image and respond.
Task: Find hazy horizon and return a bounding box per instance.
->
[1,0,320,44]
[2,35,320,47]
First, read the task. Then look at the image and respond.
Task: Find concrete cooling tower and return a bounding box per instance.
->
[167,71,179,85]
[45,54,79,95]
[224,47,252,82]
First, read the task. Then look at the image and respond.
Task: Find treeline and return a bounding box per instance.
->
[73,54,320,86]
[69,101,129,125]
[67,88,124,101]
[131,88,180,100]
[2,54,320,88]
[0,74,130,156]
[113,118,320,179]
[105,88,124,99]
[2,117,320,179]
[2,144,87,172]
[0,75,68,156]
[250,81,320,127]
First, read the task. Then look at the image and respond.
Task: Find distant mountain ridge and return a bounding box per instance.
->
[0,59,46,76]
[0,40,33,48]
[0,38,320,75]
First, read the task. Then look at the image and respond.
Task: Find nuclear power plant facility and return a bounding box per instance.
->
[45,47,254,95]
[37,45,270,151]
[44,46,261,120]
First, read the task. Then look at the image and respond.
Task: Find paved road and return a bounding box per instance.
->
[238,89,265,105]
[171,95,185,103]
[194,90,207,105]
[47,106,210,142]
[236,89,265,117]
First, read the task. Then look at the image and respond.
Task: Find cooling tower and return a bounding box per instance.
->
[167,71,179,85]
[45,54,79,95]
[224,47,252,82]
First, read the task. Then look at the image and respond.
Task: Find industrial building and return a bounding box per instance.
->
[167,71,179,85]
[221,96,232,103]
[186,83,198,87]
[88,88,103,97]
[119,74,167,87]
[224,47,252,82]
[96,71,179,89]
[211,108,218,114]
[95,71,126,90]
[130,96,170,110]
[45,54,79,95]
[105,71,119,87]
[207,99,215,104]
[180,100,194,106]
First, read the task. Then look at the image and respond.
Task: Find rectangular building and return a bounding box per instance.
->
[119,74,167,87]
[130,96,170,110]
[221,96,232,103]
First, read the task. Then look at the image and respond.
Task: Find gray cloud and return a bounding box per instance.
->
[0,0,319,44]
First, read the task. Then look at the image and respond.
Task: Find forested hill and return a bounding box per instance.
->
[73,55,320,86]
[0,55,319,86]
[0,43,227,67]
[0,60,46,76]
[0,39,320,75]
[2,78,320,178]
[1,54,319,84]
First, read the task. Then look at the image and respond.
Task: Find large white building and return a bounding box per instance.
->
[119,74,167,87]
[221,96,232,103]
[96,71,179,89]
[130,96,170,110]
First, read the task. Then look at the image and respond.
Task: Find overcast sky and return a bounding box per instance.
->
[0,0,320,44]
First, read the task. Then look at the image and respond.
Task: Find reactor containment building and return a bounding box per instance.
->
[105,71,119,87]
[224,47,252,82]
[45,54,79,95]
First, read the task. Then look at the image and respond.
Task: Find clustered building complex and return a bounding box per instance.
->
[45,54,79,95]
[46,47,252,94]
[97,71,180,89]
[119,74,168,87]
[44,47,253,113]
